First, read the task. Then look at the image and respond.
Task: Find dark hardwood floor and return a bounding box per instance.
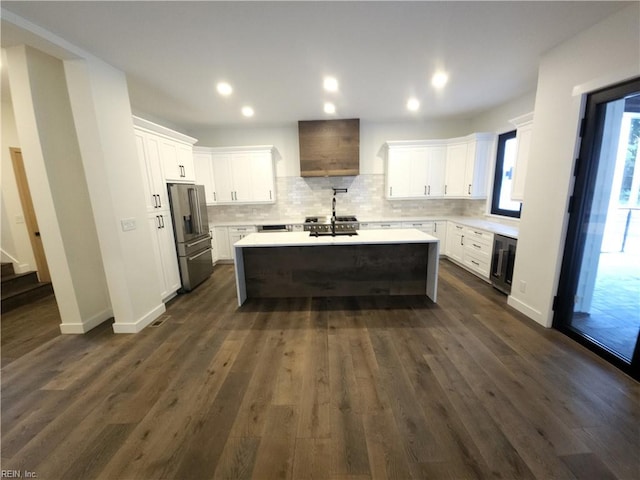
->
[1,260,638,479]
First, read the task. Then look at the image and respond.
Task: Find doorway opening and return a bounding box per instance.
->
[554,78,640,379]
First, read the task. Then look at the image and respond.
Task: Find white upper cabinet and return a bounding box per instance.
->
[134,129,169,213]
[444,142,468,196]
[200,146,277,205]
[384,133,495,200]
[160,138,196,183]
[386,146,426,198]
[509,112,534,202]
[193,149,217,204]
[133,116,197,185]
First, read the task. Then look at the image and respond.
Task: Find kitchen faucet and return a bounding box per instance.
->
[331,188,348,235]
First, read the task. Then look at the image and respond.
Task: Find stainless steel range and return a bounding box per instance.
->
[304,215,359,235]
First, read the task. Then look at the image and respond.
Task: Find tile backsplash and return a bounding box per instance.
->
[207,174,487,224]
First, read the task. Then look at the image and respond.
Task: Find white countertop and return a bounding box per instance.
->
[211,216,518,239]
[234,229,439,248]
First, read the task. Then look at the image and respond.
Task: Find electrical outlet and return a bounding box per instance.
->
[121,218,137,232]
[519,280,527,293]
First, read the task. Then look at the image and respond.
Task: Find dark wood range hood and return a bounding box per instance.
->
[298,118,360,177]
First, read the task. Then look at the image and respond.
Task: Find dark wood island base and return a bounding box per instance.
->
[243,243,429,298]
[233,230,439,305]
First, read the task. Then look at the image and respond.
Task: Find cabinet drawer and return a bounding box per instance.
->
[228,226,257,235]
[360,222,403,229]
[463,237,492,260]
[463,251,490,278]
[464,227,493,245]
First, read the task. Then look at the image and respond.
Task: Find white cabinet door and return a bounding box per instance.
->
[193,151,217,204]
[249,151,276,202]
[433,221,447,247]
[465,135,494,198]
[425,145,447,197]
[445,142,468,197]
[446,222,465,263]
[214,227,231,260]
[386,148,418,198]
[135,130,169,213]
[149,213,181,299]
[211,153,235,203]
[161,138,195,183]
[229,153,253,203]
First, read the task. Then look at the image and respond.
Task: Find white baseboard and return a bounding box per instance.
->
[59,308,113,334]
[507,295,548,327]
[112,303,166,334]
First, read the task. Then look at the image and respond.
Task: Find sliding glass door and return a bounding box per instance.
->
[554,78,640,379]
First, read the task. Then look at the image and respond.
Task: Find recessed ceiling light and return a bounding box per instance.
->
[324,102,336,114]
[323,76,339,92]
[241,106,254,117]
[216,82,233,96]
[407,97,420,111]
[431,71,449,89]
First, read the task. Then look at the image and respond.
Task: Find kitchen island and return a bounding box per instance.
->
[233,229,439,306]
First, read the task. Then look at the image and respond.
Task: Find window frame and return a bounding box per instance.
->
[491,129,522,218]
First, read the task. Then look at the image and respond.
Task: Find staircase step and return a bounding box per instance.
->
[1,271,40,295]
[1,262,15,278]
[1,282,54,313]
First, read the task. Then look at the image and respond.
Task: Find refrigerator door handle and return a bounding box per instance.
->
[185,236,211,249]
[188,246,213,261]
[187,187,203,235]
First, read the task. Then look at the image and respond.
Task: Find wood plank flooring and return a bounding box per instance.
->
[1,260,638,480]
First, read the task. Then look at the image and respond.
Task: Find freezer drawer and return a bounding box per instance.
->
[178,246,213,291]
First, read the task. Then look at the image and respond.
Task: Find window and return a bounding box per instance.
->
[491,130,522,218]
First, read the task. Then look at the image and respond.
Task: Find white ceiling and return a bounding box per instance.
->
[0,1,631,130]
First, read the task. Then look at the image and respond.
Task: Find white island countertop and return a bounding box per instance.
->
[234,228,439,248]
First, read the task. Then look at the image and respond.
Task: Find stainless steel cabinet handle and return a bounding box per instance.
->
[156,215,161,229]
[471,260,480,266]
[160,215,165,228]
[461,235,464,246]
[424,186,427,195]
[269,190,272,200]
[390,187,393,196]
[445,185,448,195]
[434,222,437,232]
[468,184,472,195]
[473,243,481,249]
[428,185,431,195]
[213,192,217,201]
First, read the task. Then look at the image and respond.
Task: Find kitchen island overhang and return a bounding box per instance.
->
[233,229,439,306]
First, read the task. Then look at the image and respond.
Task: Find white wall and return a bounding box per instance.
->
[6,45,112,333]
[1,89,36,273]
[65,57,167,334]
[507,3,640,327]
[189,118,471,177]
[470,90,536,135]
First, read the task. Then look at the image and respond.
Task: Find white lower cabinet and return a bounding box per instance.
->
[445,222,493,280]
[211,225,258,261]
[149,212,181,299]
[213,227,231,261]
[446,222,465,263]
[433,221,447,247]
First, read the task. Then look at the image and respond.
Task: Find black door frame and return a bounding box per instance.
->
[553,77,640,380]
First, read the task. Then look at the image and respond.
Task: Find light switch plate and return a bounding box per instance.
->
[121,218,137,232]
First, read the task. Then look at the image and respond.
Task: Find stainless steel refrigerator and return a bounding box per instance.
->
[167,183,213,291]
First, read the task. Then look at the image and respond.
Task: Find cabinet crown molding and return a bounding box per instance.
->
[509,112,534,127]
[133,116,197,145]
[194,145,280,160]
[381,132,496,155]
